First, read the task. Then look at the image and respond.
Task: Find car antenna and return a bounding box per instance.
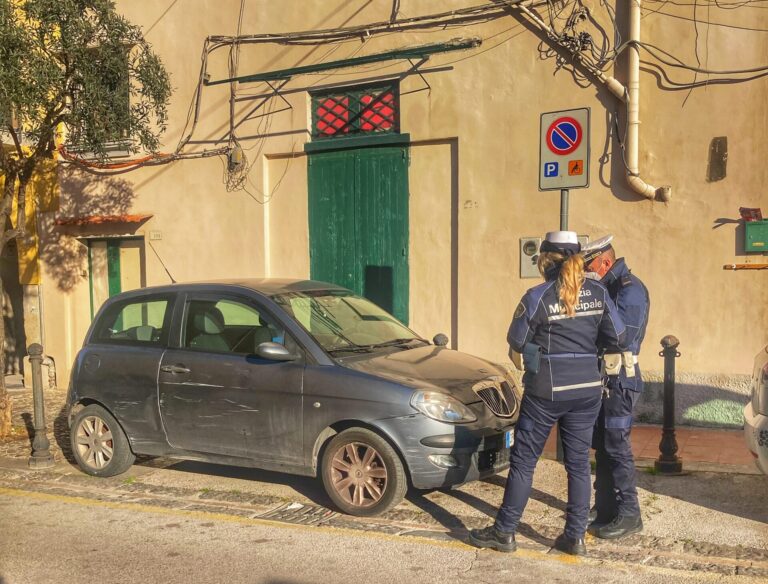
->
[148,240,177,284]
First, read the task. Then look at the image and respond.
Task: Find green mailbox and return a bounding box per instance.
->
[745,220,768,252]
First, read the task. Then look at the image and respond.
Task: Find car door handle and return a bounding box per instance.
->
[160,365,191,374]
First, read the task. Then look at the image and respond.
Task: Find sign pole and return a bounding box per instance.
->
[559,188,569,230]
[556,186,569,464]
[539,107,589,464]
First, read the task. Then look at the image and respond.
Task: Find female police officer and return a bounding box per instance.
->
[469,231,627,556]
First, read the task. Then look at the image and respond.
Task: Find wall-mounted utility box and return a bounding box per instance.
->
[520,237,542,278]
[745,220,768,252]
[520,235,590,278]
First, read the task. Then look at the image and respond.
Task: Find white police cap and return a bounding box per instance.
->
[540,231,581,255]
[581,234,614,264]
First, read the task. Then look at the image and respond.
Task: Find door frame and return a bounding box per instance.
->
[84,235,146,319]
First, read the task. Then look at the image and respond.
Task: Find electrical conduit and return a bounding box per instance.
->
[626,0,671,201]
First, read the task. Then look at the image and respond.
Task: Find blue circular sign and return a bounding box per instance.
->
[546,117,583,155]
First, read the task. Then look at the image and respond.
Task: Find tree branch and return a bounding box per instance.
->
[13,177,27,241]
[0,169,17,220]
[1,228,20,248]
[6,124,24,159]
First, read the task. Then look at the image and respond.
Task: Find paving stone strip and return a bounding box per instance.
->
[1,467,765,578]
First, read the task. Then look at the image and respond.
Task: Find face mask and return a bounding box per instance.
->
[585,271,601,281]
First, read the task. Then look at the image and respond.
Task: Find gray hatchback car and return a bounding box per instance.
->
[67,279,521,516]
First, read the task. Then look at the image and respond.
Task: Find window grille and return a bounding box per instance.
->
[312,84,399,139]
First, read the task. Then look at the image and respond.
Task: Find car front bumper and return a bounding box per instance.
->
[743,401,768,475]
[375,413,515,490]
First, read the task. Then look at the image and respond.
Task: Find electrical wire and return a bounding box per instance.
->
[62,0,768,176]
[682,0,703,106]
[620,39,768,74]
[60,2,516,175]
[643,4,768,30]
[645,0,768,9]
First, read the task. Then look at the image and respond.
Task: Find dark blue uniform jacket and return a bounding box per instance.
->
[508,274,627,402]
[602,258,650,392]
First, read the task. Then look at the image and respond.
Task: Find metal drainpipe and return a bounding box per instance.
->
[627,0,671,202]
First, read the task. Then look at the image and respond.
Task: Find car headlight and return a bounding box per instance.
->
[410,391,477,424]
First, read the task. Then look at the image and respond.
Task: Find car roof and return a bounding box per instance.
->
[110,278,349,300]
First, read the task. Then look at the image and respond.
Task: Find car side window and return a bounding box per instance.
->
[94,296,171,346]
[183,298,287,355]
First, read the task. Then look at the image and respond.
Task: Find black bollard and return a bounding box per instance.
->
[28,344,55,469]
[654,335,683,474]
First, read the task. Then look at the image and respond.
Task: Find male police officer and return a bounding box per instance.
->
[582,235,650,539]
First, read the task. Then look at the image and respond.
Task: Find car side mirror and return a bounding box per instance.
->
[433,334,449,347]
[255,342,297,361]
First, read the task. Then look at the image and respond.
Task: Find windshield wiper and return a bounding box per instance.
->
[327,344,374,354]
[369,337,428,349]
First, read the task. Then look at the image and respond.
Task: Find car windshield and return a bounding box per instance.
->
[271,290,425,353]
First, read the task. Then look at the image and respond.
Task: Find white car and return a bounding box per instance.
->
[744,345,768,474]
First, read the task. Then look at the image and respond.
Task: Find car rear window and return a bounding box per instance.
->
[93,295,173,346]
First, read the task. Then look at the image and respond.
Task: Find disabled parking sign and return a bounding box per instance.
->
[539,108,590,190]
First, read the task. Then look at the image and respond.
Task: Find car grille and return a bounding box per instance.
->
[473,379,518,418]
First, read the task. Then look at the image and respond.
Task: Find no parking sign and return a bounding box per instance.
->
[539,108,590,190]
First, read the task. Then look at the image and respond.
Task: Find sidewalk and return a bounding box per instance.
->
[543,423,757,472]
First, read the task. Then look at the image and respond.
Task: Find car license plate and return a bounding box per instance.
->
[504,430,514,449]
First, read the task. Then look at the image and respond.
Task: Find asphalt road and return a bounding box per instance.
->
[0,483,762,584]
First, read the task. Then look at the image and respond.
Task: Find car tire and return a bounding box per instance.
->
[321,428,407,517]
[70,404,135,477]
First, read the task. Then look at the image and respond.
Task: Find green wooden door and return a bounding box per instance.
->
[309,145,409,323]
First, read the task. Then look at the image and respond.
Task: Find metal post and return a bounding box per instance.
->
[654,335,683,474]
[559,188,569,230]
[28,343,54,469]
[554,187,570,462]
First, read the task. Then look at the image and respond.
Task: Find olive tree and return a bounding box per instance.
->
[0,0,171,436]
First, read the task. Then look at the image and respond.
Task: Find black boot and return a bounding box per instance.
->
[553,533,587,556]
[468,525,517,553]
[588,506,614,529]
[589,514,643,539]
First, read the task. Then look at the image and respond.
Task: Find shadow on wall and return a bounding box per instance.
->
[39,166,137,292]
[635,372,751,429]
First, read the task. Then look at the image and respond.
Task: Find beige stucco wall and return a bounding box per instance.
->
[39,1,768,398]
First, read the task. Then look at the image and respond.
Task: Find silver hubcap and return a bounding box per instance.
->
[75,416,114,470]
[330,442,388,508]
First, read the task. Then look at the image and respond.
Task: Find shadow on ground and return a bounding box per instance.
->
[636,470,768,524]
[160,459,334,509]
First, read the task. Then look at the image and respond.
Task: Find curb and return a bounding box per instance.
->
[538,452,761,476]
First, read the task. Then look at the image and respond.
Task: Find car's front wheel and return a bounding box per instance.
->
[70,404,135,477]
[321,428,407,517]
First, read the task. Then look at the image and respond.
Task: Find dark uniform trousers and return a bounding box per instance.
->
[592,384,641,517]
[496,392,602,539]
[591,257,649,520]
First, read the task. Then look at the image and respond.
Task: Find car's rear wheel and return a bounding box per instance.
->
[70,404,135,477]
[321,428,407,517]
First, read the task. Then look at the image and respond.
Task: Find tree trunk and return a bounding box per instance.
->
[0,273,10,438]
[0,172,13,438]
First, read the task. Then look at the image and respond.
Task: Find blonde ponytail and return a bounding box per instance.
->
[559,254,585,316]
[537,251,585,317]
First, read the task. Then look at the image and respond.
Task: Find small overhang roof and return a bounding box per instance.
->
[54,214,153,227]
